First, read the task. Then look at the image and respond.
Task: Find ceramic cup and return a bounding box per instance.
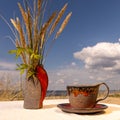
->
[67,82,109,108]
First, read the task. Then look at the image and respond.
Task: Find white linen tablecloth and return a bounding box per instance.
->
[0,99,120,120]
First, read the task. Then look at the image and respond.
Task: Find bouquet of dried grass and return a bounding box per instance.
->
[9,0,72,78]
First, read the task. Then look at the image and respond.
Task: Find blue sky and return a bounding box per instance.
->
[0,0,120,90]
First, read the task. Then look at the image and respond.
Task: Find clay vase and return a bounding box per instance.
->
[67,82,109,108]
[24,66,48,109]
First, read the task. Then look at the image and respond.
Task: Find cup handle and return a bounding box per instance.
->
[96,82,109,104]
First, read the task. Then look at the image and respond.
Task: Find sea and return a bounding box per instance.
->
[46,90,67,97]
[46,90,120,97]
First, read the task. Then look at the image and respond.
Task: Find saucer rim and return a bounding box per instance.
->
[57,103,108,114]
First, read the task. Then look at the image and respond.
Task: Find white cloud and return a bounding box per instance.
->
[56,79,64,84]
[71,62,76,66]
[73,42,120,73]
[47,62,120,90]
[0,61,16,70]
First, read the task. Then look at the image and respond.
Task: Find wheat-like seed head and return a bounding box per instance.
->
[37,0,42,15]
[16,17,26,48]
[33,0,40,53]
[55,12,72,39]
[49,3,68,36]
[18,3,32,48]
[26,8,32,48]
[18,3,28,24]
[10,19,18,31]
[11,17,26,48]
[40,12,56,48]
[33,18,39,53]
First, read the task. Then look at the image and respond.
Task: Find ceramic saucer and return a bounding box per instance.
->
[57,103,108,114]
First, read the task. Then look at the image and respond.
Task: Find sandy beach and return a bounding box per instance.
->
[101,97,120,105]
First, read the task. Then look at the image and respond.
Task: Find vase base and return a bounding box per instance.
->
[23,97,43,109]
[24,99,43,109]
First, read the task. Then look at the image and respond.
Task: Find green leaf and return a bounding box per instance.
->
[30,53,41,60]
[26,48,33,54]
[27,71,35,78]
[30,53,35,59]
[17,64,29,69]
[34,54,41,59]
[20,69,25,75]
[9,47,25,59]
[16,47,25,56]
[16,64,30,74]
[8,49,17,54]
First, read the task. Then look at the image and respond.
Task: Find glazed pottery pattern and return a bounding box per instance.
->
[67,83,109,108]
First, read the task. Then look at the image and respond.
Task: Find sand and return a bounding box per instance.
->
[102,97,120,105]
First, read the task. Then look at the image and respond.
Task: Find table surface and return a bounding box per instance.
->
[0,99,120,120]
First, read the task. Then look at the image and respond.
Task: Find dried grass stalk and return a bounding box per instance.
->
[33,2,39,53]
[10,19,19,31]
[40,12,56,48]
[33,18,39,53]
[16,39,20,47]
[18,3,28,24]
[37,0,42,15]
[49,3,68,36]
[16,18,26,48]
[55,12,72,39]
[27,8,32,48]
[11,17,27,64]
[18,3,32,48]
[11,18,26,48]
[21,53,27,64]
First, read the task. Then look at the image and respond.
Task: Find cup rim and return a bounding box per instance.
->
[66,83,103,88]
